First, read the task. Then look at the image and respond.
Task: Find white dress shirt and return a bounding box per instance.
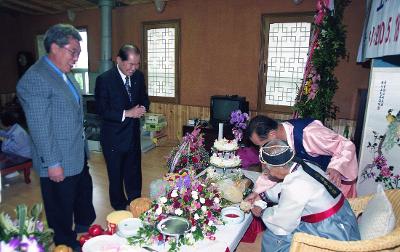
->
[117,64,131,122]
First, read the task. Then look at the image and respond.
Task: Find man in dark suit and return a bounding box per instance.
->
[17,24,96,250]
[95,45,150,210]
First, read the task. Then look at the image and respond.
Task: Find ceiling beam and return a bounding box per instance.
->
[4,0,57,14]
[83,0,98,5]
[0,2,40,15]
[119,0,153,5]
[29,0,65,11]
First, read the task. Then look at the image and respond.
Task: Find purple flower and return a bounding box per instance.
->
[183,175,191,188]
[35,221,44,232]
[0,236,44,252]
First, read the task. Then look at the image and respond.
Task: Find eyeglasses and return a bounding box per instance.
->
[62,47,80,58]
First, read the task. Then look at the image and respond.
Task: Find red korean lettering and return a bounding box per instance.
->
[385,17,392,43]
[394,15,400,42]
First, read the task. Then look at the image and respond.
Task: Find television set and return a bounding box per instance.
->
[210,95,249,129]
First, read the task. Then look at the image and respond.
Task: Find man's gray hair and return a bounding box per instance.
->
[43,24,82,53]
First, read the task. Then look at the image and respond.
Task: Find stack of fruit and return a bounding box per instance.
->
[78,224,112,247]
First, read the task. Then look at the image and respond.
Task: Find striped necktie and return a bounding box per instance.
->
[124,76,132,102]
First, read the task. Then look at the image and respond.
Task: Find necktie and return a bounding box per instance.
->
[124,76,132,102]
[63,74,80,103]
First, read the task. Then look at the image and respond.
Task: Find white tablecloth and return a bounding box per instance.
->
[84,170,261,252]
[151,170,260,251]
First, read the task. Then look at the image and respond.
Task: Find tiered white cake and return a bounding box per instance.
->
[210,138,241,168]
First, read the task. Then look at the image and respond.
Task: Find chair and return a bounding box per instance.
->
[290,189,400,252]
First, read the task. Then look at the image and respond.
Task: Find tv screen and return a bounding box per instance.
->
[212,99,241,121]
[210,95,248,128]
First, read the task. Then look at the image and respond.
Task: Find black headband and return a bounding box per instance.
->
[259,140,295,167]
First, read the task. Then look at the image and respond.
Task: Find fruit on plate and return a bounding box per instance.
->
[88,224,104,237]
[78,233,92,246]
[54,245,72,252]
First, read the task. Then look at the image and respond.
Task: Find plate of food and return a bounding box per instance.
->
[156,216,191,237]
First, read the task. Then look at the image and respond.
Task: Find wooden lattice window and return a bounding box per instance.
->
[259,13,313,113]
[143,20,180,103]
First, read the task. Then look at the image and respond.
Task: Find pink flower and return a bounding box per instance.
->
[314,11,325,25]
[308,91,317,100]
[374,155,387,167]
[380,166,392,178]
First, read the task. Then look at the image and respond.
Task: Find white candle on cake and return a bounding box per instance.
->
[218,123,223,140]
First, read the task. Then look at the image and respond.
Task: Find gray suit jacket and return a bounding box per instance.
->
[17,56,86,177]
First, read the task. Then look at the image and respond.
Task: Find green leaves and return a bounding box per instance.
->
[0,203,54,250]
[294,0,351,122]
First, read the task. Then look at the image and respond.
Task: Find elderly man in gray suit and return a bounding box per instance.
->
[17,24,95,251]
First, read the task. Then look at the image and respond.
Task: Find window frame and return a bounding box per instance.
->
[258,13,314,114]
[73,26,90,94]
[142,19,180,104]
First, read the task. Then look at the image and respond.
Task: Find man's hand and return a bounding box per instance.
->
[48,166,65,182]
[326,168,342,187]
[244,192,260,204]
[125,105,146,118]
[251,206,263,218]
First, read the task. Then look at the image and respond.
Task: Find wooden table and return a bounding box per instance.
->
[0,152,32,184]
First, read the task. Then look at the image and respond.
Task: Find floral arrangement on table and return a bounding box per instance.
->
[294,0,350,122]
[229,110,249,142]
[360,109,400,189]
[128,173,223,252]
[0,203,54,251]
[167,126,210,174]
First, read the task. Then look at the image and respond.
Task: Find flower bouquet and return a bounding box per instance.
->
[167,126,209,174]
[128,174,223,252]
[0,203,53,251]
[229,110,249,142]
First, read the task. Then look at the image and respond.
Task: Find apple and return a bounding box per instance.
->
[88,224,104,237]
[78,234,92,246]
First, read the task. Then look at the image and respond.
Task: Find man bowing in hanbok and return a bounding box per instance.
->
[251,139,360,252]
[248,115,358,198]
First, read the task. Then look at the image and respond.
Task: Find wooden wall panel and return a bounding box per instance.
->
[150,102,357,141]
[0,96,356,141]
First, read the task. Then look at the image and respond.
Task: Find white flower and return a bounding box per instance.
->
[201,206,207,212]
[194,213,200,220]
[171,190,178,198]
[159,197,167,204]
[175,208,183,216]
[191,226,197,232]
[208,220,214,226]
[200,197,205,204]
[214,197,220,204]
[191,191,199,200]
[155,207,162,216]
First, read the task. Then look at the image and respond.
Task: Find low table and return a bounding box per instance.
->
[0,152,32,184]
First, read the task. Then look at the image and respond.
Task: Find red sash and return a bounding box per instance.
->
[301,195,345,223]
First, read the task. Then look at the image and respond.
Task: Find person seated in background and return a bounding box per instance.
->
[0,111,31,158]
[249,139,360,252]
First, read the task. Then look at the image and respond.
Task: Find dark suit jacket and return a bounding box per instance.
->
[95,66,150,152]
